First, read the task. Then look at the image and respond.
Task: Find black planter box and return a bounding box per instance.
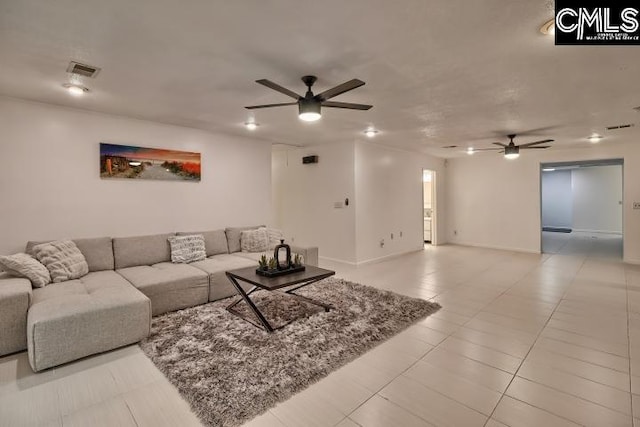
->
[256,265,306,277]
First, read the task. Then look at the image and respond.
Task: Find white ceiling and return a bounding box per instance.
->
[1,0,639,157]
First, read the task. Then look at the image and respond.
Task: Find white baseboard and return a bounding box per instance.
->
[624,257,640,265]
[450,240,541,255]
[355,248,423,266]
[318,256,357,266]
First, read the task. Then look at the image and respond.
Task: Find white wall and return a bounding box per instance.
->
[354,142,445,264]
[572,165,623,233]
[271,143,357,263]
[0,97,272,255]
[272,140,446,264]
[541,170,573,229]
[446,142,640,263]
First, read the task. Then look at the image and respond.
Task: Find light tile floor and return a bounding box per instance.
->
[2,241,639,427]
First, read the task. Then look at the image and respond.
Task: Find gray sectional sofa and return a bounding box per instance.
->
[0,227,318,372]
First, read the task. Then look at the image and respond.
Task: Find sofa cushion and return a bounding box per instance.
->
[112,233,175,269]
[0,276,32,356]
[225,225,264,254]
[190,254,257,301]
[240,228,269,253]
[168,235,206,264]
[27,271,151,371]
[0,253,51,288]
[31,241,89,283]
[232,252,264,263]
[177,229,228,256]
[116,263,208,315]
[26,237,115,273]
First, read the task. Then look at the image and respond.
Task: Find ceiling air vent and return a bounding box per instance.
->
[66,61,101,78]
[605,124,634,131]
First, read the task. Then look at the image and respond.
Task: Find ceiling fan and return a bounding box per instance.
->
[472,134,554,159]
[245,75,372,122]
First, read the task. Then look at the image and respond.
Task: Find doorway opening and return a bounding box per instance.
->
[423,170,435,245]
[540,159,623,259]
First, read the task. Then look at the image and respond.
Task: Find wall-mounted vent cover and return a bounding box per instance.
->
[66,61,101,78]
[441,145,458,149]
[605,124,634,131]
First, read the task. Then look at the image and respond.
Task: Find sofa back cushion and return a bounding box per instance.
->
[26,237,114,272]
[113,233,175,269]
[225,225,265,253]
[177,229,228,257]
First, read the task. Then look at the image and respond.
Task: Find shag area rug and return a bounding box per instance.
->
[140,277,440,427]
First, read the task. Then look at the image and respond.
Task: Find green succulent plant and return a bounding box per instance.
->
[258,254,268,269]
[267,256,277,270]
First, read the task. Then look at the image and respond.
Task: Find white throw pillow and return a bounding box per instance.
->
[0,253,51,288]
[168,234,206,264]
[240,228,269,253]
[263,227,285,250]
[31,240,89,283]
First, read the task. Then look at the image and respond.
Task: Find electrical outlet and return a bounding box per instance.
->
[400,231,403,237]
[634,202,640,210]
[453,230,458,236]
[391,233,394,239]
[380,239,385,248]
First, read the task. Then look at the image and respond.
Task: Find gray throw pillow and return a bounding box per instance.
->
[168,235,207,264]
[31,240,89,283]
[0,253,51,288]
[240,229,269,253]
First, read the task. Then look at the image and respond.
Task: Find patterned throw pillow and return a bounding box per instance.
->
[168,235,207,264]
[240,229,269,253]
[263,227,285,250]
[31,240,89,283]
[0,253,51,288]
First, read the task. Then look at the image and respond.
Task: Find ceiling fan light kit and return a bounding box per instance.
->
[504,145,520,159]
[298,98,322,122]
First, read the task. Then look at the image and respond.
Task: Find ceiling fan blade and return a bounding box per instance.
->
[255,79,301,100]
[245,102,298,110]
[492,142,508,147]
[473,148,502,151]
[522,146,551,149]
[519,139,554,148]
[321,101,372,110]
[315,79,365,101]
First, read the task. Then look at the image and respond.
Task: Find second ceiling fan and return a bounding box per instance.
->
[475,134,554,159]
[245,75,372,122]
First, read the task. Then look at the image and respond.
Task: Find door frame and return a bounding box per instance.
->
[422,169,437,246]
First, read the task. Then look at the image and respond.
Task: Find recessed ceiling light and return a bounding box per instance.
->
[542,167,556,172]
[587,134,603,143]
[364,128,378,138]
[466,147,475,155]
[540,19,555,35]
[245,122,259,131]
[62,83,89,96]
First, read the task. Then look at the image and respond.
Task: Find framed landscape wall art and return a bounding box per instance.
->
[100,143,201,182]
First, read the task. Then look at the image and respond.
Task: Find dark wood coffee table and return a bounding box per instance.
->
[225,265,336,332]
